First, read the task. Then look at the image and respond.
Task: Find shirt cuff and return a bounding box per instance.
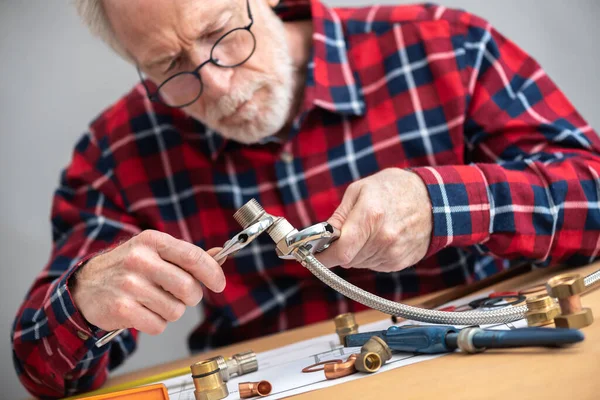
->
[42,254,108,378]
[410,165,491,258]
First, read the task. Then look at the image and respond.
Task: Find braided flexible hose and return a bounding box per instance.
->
[294,248,597,325]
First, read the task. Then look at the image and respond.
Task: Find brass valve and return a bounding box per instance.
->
[210,350,258,382]
[355,336,392,373]
[546,273,594,329]
[334,313,359,345]
[190,359,229,400]
[524,294,560,327]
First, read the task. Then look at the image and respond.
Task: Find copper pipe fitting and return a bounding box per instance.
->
[239,381,272,398]
[334,313,358,345]
[324,354,358,379]
[547,273,594,329]
[190,359,228,400]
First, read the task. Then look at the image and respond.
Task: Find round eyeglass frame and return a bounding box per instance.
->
[137,0,256,108]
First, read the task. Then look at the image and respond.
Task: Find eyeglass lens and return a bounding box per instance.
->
[157,29,255,107]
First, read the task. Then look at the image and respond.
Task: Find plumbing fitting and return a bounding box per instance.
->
[546,273,594,329]
[334,313,358,345]
[210,350,258,382]
[239,381,272,398]
[229,199,600,327]
[354,336,391,373]
[324,354,358,379]
[190,359,228,400]
[524,294,561,327]
[355,352,382,373]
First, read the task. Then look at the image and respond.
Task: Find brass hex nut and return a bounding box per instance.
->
[525,294,560,326]
[554,308,594,329]
[525,306,561,326]
[546,273,586,298]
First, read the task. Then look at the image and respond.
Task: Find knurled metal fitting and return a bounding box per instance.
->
[524,294,561,327]
[334,313,359,345]
[546,273,594,329]
[233,198,265,228]
[211,351,259,382]
[190,359,228,400]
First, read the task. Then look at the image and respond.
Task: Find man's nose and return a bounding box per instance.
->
[200,63,234,98]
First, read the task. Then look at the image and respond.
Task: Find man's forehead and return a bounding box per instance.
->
[103,0,235,66]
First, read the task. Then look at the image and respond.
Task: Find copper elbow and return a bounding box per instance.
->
[239,380,272,398]
[324,354,358,379]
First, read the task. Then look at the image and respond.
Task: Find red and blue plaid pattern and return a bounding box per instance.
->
[12,0,600,397]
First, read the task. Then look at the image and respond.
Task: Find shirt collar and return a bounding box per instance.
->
[199,0,366,161]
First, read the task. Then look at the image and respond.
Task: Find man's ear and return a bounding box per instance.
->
[266,0,280,8]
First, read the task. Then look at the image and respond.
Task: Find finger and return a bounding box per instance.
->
[137,255,205,305]
[326,182,362,231]
[317,194,371,268]
[134,281,188,322]
[146,232,226,293]
[115,298,168,336]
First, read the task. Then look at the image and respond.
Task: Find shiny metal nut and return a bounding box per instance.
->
[546,273,586,298]
[525,294,560,326]
[554,308,594,329]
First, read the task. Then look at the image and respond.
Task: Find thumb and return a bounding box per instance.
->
[327,183,362,231]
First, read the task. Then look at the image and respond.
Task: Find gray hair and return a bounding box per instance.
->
[73,0,134,62]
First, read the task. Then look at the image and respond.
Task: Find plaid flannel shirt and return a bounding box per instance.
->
[12,0,600,398]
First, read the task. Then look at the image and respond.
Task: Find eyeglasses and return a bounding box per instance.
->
[138,0,256,108]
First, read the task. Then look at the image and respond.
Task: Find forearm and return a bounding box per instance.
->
[413,152,600,266]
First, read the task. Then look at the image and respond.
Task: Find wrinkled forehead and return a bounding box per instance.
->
[104,0,241,64]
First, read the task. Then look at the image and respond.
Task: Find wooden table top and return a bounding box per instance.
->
[95,261,600,399]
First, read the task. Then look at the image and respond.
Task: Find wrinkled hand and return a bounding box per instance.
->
[70,230,227,335]
[317,168,432,272]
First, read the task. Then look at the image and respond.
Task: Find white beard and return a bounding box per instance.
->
[184,17,294,145]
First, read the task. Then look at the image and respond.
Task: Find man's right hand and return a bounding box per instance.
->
[70,230,227,335]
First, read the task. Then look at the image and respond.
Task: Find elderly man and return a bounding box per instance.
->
[11,0,600,397]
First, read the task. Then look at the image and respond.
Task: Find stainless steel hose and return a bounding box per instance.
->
[293,247,598,325]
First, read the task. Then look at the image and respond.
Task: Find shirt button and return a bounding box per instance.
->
[280,151,293,163]
[77,331,89,340]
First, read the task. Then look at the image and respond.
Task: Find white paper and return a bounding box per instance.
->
[163,291,525,399]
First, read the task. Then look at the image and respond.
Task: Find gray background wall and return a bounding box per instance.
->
[1,1,598,398]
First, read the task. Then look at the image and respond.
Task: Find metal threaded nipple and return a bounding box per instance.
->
[233,198,265,228]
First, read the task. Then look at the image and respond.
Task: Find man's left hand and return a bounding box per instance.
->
[316,168,432,273]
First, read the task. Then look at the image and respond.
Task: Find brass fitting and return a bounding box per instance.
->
[239,381,272,398]
[355,352,382,373]
[354,336,392,373]
[210,350,258,382]
[324,354,358,379]
[334,313,358,345]
[190,359,228,400]
[546,273,594,329]
[524,294,560,326]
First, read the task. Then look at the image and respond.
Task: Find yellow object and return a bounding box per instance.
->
[190,359,228,400]
[67,383,169,399]
[64,366,189,399]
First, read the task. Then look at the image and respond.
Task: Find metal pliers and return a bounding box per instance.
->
[213,215,277,261]
[95,216,276,348]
